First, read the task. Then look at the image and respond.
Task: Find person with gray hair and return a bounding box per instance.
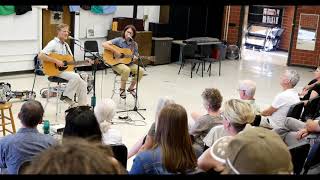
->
[0,100,56,174]
[238,80,260,115]
[190,88,223,157]
[261,69,300,129]
[94,98,122,145]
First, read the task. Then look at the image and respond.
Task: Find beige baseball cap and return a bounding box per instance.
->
[210,126,293,174]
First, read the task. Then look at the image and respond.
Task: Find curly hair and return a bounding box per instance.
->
[201,88,223,112]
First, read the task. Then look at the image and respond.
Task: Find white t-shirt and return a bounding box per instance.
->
[102,128,122,145]
[268,88,300,129]
[41,37,73,56]
[203,125,229,147]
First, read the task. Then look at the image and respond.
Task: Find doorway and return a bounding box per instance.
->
[240,5,295,66]
[42,6,75,52]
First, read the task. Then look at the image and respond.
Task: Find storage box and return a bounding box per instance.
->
[112,17,144,31]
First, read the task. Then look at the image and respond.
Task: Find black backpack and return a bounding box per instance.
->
[34,55,44,76]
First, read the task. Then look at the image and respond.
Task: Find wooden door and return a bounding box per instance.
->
[42,6,74,51]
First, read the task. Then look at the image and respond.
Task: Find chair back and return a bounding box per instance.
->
[303,141,320,174]
[301,96,320,122]
[287,101,304,120]
[183,41,198,58]
[289,142,310,175]
[84,41,99,59]
[110,144,128,169]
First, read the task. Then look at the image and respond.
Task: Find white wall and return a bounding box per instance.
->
[0,7,42,73]
[0,6,160,73]
[74,6,160,61]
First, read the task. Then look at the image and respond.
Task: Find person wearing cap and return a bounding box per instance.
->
[190,88,223,156]
[238,80,260,115]
[199,126,293,174]
[199,99,255,172]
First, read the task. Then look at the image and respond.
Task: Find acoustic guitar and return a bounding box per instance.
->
[103,44,154,66]
[42,53,96,76]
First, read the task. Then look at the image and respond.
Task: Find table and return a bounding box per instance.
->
[172,40,222,76]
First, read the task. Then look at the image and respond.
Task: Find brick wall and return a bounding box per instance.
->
[222,6,242,45]
[290,6,320,67]
[279,6,295,51]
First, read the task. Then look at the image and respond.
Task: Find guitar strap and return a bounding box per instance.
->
[64,43,73,57]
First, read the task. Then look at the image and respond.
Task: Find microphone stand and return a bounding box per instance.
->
[72,40,109,108]
[117,55,146,120]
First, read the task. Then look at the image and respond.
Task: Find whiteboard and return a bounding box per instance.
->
[0,7,38,41]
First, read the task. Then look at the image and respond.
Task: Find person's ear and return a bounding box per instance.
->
[18,112,21,120]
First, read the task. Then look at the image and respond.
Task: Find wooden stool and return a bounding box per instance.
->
[0,102,16,136]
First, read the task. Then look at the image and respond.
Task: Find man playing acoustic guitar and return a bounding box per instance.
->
[38,23,89,107]
[102,25,144,99]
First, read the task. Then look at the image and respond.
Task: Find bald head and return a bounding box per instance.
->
[18,100,44,128]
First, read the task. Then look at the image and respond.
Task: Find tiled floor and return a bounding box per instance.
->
[0,49,315,170]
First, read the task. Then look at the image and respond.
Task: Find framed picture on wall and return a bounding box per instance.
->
[50,11,63,24]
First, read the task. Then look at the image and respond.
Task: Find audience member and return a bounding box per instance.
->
[127,97,175,159]
[0,100,56,174]
[23,138,126,174]
[202,99,255,147]
[261,69,300,129]
[260,70,307,145]
[63,106,102,142]
[238,80,260,114]
[222,127,293,174]
[130,104,198,174]
[189,88,223,156]
[199,99,255,172]
[94,98,122,145]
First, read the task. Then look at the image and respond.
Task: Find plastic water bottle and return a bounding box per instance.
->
[43,120,50,134]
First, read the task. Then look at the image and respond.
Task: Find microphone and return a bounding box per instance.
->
[68,36,79,41]
[128,35,134,42]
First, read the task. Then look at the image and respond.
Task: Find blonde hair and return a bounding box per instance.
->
[56,23,69,31]
[94,99,116,133]
[223,99,255,125]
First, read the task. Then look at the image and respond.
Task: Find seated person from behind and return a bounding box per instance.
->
[200,127,293,174]
[238,80,260,115]
[189,88,223,156]
[0,100,56,174]
[63,106,102,143]
[94,98,122,145]
[198,99,255,172]
[127,97,175,159]
[22,138,126,174]
[130,104,198,174]
[102,24,144,99]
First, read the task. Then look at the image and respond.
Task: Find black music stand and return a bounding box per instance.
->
[72,40,109,108]
[116,56,146,124]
